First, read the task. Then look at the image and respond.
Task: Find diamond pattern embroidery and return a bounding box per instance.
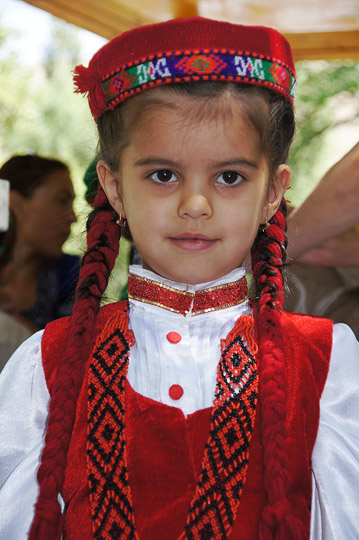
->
[103,71,136,103]
[87,309,257,540]
[182,315,258,539]
[268,64,292,91]
[88,321,137,539]
[175,54,227,75]
[102,51,296,111]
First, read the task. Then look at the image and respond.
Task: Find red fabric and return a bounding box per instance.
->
[42,301,124,393]
[126,383,211,539]
[42,306,332,539]
[73,17,295,120]
[89,18,294,71]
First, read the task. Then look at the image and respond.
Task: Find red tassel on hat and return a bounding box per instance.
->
[73,64,108,120]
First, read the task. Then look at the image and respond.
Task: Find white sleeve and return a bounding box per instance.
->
[0,331,48,540]
[310,323,359,540]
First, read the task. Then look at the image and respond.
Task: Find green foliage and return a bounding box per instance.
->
[288,60,359,202]
[43,20,82,76]
[0,17,100,257]
[0,17,98,168]
[0,15,133,301]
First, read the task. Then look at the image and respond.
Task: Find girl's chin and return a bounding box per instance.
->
[144,265,237,285]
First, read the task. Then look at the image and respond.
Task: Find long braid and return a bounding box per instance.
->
[251,200,303,540]
[29,186,120,540]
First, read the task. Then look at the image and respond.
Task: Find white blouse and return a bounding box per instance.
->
[0,266,358,539]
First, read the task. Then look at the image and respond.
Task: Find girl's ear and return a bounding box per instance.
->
[261,164,291,223]
[96,161,125,217]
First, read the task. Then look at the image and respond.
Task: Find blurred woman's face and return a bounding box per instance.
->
[13,169,76,259]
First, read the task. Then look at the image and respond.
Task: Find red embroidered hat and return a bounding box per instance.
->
[74,16,296,121]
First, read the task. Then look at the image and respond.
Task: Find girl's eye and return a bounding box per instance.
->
[217,171,244,185]
[150,169,177,183]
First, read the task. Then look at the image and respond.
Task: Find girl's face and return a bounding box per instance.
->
[99,94,290,284]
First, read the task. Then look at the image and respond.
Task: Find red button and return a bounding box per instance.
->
[169,384,184,400]
[167,331,182,344]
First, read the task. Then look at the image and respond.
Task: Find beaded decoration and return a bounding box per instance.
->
[127,273,248,316]
[87,307,258,539]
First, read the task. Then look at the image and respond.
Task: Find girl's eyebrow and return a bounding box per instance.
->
[134,158,178,167]
[212,158,259,169]
[134,157,259,169]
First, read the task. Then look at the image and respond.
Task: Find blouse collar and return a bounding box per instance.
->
[128,265,248,317]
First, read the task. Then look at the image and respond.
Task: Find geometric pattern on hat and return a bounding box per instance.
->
[103,50,296,113]
[74,17,296,121]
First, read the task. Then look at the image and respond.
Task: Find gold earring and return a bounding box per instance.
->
[116,213,127,230]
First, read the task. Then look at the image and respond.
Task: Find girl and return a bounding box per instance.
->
[0,17,358,540]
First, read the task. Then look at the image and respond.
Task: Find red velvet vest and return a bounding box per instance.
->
[42,302,332,539]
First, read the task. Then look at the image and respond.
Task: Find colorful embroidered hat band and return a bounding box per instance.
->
[102,50,296,112]
[74,17,296,121]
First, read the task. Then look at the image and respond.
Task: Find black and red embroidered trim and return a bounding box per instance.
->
[87,308,258,539]
[182,315,258,538]
[87,310,137,539]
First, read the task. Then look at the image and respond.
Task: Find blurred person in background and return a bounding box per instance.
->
[0,178,31,367]
[0,220,31,369]
[0,154,79,364]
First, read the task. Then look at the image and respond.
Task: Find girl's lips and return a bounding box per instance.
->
[169,234,218,251]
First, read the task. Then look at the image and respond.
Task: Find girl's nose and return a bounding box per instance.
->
[178,190,213,219]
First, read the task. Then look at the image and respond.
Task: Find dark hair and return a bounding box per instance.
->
[97,82,294,178]
[0,154,69,198]
[30,83,299,539]
[0,215,16,270]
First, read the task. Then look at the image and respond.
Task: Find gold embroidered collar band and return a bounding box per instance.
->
[127,272,248,316]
